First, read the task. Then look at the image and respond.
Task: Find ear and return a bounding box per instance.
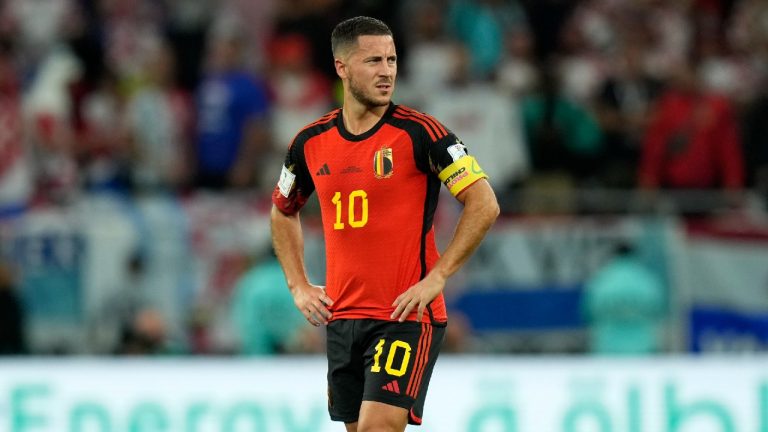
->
[334,58,347,80]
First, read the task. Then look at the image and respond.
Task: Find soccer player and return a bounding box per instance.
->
[271,16,499,432]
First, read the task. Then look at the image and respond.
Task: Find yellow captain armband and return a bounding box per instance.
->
[438,156,488,196]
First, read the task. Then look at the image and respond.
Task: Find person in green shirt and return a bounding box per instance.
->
[521,62,602,180]
[583,243,666,355]
[230,250,314,355]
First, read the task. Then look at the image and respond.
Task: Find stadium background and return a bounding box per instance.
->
[1,0,768,431]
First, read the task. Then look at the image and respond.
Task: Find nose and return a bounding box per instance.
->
[379,62,395,78]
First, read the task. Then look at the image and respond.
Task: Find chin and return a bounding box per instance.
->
[365,97,390,108]
[375,94,393,105]
[353,89,392,108]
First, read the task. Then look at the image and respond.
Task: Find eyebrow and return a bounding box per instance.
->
[364,55,397,61]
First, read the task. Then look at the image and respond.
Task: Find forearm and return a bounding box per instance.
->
[270,205,310,291]
[431,180,499,280]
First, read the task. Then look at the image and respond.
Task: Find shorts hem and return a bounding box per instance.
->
[362,393,414,410]
[329,414,359,423]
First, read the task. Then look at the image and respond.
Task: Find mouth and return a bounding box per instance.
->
[376,82,392,91]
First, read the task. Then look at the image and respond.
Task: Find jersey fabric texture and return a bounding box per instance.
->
[272,103,487,324]
[326,319,445,425]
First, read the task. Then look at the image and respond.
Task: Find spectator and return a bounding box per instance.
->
[88,252,149,354]
[0,260,26,355]
[695,28,754,105]
[520,0,577,61]
[229,249,318,355]
[582,243,665,355]
[267,33,331,185]
[496,26,539,98]
[271,0,342,82]
[555,5,607,105]
[4,0,71,71]
[23,44,81,203]
[398,0,456,107]
[193,29,271,190]
[519,60,602,213]
[0,38,32,214]
[728,0,768,67]
[98,0,165,88]
[638,59,744,212]
[164,0,215,92]
[446,0,528,79]
[643,0,693,79]
[74,68,131,192]
[522,61,602,180]
[594,39,663,188]
[115,307,183,356]
[741,73,768,209]
[123,39,193,192]
[424,43,529,193]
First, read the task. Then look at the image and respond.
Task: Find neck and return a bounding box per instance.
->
[342,96,389,135]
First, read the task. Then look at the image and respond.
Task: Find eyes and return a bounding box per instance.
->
[365,56,397,65]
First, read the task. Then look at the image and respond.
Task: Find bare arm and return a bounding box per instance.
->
[391,179,499,321]
[271,205,334,325]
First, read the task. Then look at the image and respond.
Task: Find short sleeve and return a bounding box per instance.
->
[392,105,488,196]
[428,133,489,197]
[272,135,315,214]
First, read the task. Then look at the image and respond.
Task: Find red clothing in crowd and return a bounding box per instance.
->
[0,84,22,179]
[638,90,744,189]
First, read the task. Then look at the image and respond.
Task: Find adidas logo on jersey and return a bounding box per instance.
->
[316,163,331,176]
[381,380,401,394]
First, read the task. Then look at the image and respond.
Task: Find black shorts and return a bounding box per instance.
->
[326,319,446,425]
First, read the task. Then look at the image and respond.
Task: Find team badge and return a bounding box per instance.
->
[373,147,393,179]
[278,165,296,197]
[447,139,468,162]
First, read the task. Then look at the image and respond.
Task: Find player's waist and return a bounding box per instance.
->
[329,307,447,324]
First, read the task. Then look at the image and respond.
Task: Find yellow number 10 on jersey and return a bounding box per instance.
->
[332,190,368,230]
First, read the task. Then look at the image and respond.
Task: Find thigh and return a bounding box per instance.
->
[342,402,409,432]
[361,321,445,425]
[327,320,364,423]
[358,401,408,432]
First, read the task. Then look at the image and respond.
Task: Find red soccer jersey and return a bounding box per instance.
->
[273,103,485,324]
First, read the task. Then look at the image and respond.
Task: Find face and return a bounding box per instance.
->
[337,35,397,108]
[208,37,241,73]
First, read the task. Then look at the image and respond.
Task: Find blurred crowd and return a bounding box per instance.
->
[1,0,768,356]
[0,0,767,212]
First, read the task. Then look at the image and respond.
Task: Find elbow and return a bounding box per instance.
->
[477,194,500,228]
[270,204,297,229]
[487,198,501,226]
[462,180,500,227]
[270,205,282,227]
[479,187,501,226]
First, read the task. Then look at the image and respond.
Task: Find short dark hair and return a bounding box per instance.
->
[331,16,392,57]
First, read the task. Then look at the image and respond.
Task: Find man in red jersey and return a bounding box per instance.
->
[271,16,499,432]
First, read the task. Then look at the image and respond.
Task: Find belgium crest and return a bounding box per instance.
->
[373,147,393,179]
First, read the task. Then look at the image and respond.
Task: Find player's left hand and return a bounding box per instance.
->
[391,271,446,322]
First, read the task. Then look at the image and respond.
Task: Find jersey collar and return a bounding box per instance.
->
[336,102,396,142]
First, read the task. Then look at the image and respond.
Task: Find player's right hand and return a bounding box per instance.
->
[291,283,334,326]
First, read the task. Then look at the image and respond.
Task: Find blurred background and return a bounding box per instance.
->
[2,0,768,358]
[3,0,768,430]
